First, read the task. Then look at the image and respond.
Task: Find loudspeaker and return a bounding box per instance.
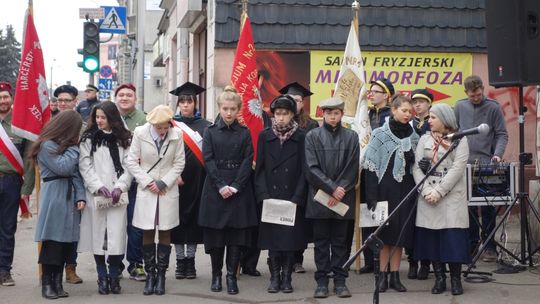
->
[486,0,540,87]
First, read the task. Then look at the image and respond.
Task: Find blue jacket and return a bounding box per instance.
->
[34,141,86,243]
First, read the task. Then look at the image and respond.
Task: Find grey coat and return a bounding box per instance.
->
[413,135,470,229]
[35,141,86,243]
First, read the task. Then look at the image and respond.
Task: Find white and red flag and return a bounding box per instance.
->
[334,21,371,161]
[10,8,49,218]
[230,15,264,158]
[12,9,50,141]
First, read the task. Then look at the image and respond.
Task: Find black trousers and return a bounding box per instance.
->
[0,174,22,273]
[361,226,376,266]
[312,219,351,284]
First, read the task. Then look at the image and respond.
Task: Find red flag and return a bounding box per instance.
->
[12,9,50,141]
[230,16,264,158]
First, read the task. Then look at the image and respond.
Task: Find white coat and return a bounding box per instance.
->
[78,137,132,255]
[126,123,185,230]
[412,134,470,230]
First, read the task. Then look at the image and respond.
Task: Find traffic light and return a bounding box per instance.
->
[82,22,100,73]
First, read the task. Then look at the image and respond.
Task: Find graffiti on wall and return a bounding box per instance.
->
[486,86,538,162]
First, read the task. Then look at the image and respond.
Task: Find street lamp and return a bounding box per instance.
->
[49,58,56,96]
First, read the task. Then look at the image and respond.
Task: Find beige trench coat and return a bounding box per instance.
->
[126,123,185,230]
[412,134,470,230]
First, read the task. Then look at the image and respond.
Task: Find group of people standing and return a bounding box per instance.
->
[0,72,507,300]
[360,75,508,296]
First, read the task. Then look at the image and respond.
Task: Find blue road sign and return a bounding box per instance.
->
[98,78,114,91]
[99,90,111,101]
[99,6,127,34]
[100,65,113,78]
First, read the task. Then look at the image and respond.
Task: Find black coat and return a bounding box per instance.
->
[305,124,360,220]
[171,116,211,244]
[364,121,417,248]
[198,119,258,229]
[254,128,309,251]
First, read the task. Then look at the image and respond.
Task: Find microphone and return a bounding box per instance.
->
[443,123,490,140]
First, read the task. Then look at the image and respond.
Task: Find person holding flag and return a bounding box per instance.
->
[279,82,319,132]
[0,82,36,286]
[229,7,265,278]
[169,82,211,280]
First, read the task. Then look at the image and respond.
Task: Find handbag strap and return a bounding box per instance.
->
[146,142,171,173]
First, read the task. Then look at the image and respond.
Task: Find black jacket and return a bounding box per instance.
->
[254,127,309,250]
[198,119,257,229]
[305,124,360,220]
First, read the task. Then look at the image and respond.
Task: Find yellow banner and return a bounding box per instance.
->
[310,51,473,117]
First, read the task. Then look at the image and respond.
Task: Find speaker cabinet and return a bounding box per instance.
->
[486,0,540,87]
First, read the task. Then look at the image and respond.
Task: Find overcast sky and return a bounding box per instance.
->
[1,0,119,90]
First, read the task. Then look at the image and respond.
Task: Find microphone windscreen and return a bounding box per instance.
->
[478,123,490,135]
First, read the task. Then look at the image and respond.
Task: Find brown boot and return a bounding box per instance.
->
[65,264,83,284]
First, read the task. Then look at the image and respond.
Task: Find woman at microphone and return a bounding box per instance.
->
[412,103,470,296]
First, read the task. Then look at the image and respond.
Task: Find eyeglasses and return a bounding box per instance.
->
[57,99,74,104]
[369,90,386,95]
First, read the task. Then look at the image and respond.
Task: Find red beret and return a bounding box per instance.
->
[114,83,136,97]
[0,82,12,95]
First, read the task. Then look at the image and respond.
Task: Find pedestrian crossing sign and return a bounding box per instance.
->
[99,6,127,34]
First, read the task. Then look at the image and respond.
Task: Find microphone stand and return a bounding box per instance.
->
[343,138,462,304]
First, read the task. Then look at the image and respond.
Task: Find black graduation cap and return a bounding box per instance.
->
[53,85,78,98]
[279,82,313,99]
[169,82,206,96]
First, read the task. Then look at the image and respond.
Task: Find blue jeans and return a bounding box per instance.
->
[0,175,23,272]
[126,181,143,271]
[468,205,497,251]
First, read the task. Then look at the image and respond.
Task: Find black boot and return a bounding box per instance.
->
[97,276,110,295]
[210,248,224,292]
[109,277,121,294]
[280,255,294,293]
[41,273,58,299]
[143,244,156,296]
[407,261,418,279]
[185,257,196,279]
[53,271,69,297]
[449,263,463,295]
[431,262,446,294]
[389,271,407,292]
[226,246,241,295]
[377,271,388,292]
[155,244,171,295]
[267,256,281,293]
[417,261,430,280]
[175,259,186,279]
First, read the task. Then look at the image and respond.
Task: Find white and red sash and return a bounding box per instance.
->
[0,123,24,175]
[171,120,204,166]
[0,123,30,217]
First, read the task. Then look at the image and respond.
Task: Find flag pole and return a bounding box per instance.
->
[240,0,248,28]
[352,1,359,35]
[27,0,43,280]
[351,0,362,273]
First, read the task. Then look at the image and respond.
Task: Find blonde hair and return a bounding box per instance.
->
[217,85,242,108]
